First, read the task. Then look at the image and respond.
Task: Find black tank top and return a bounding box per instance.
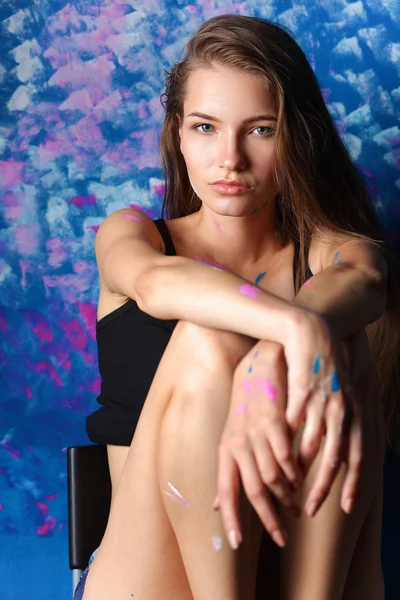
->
[86,219,312,446]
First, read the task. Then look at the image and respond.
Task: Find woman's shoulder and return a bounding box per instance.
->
[308,227,356,275]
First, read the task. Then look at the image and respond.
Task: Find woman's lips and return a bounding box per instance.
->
[209,183,251,195]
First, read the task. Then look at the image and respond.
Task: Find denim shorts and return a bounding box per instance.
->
[73,548,99,600]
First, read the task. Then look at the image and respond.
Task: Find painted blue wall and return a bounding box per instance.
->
[0,1,399,598]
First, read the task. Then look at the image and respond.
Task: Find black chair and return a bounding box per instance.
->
[67,444,111,596]
[67,443,400,599]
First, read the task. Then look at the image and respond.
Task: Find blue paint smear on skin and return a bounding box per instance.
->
[337,259,343,264]
[254,349,259,358]
[248,364,253,373]
[255,271,267,285]
[313,353,322,374]
[333,250,340,263]
[331,371,340,392]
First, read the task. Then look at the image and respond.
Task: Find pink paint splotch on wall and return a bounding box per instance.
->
[13,223,41,257]
[22,310,54,343]
[67,194,97,208]
[0,159,25,190]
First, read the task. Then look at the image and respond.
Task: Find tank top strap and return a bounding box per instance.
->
[154,218,177,256]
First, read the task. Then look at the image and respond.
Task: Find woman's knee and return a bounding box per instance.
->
[172,320,257,392]
[158,324,247,456]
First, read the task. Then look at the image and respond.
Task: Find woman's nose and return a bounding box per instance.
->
[218,137,247,171]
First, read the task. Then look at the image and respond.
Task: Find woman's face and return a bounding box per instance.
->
[178,64,279,216]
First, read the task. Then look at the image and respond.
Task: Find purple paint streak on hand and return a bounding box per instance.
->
[241,379,253,395]
[260,377,277,402]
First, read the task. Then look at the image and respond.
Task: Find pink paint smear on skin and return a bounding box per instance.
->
[260,377,277,402]
[212,218,222,233]
[239,284,259,299]
[241,379,253,395]
[241,377,276,402]
[302,279,312,288]
[123,214,143,223]
[195,255,227,269]
[165,482,190,508]
[234,403,247,415]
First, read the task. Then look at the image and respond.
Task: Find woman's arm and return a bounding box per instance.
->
[96,207,301,344]
[135,258,300,344]
[292,238,388,339]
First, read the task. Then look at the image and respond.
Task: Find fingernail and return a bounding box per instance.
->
[306,500,318,517]
[271,529,287,547]
[343,497,353,513]
[228,529,240,550]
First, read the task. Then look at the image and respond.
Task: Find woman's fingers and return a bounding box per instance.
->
[263,416,304,493]
[340,401,363,514]
[251,433,301,515]
[217,441,287,548]
[236,445,288,547]
[297,371,335,473]
[216,449,243,549]
[305,397,345,517]
[285,363,312,435]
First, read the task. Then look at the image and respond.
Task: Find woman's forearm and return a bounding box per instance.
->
[292,263,387,339]
[135,257,300,344]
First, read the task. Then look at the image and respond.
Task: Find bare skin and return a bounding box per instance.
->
[85,216,386,599]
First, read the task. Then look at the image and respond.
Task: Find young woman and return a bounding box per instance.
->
[75,14,400,600]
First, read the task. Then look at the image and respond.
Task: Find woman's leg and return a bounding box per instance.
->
[83,321,263,600]
[341,481,385,600]
[278,361,386,600]
[157,324,264,600]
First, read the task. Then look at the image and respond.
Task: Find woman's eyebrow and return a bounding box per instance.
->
[186,111,277,123]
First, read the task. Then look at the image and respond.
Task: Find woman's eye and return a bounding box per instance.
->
[193,124,274,136]
[194,123,214,133]
[254,126,274,136]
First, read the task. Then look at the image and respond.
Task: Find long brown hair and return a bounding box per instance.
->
[158,14,400,451]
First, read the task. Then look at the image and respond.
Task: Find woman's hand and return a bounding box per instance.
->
[214,338,304,549]
[214,309,362,549]
[283,311,362,518]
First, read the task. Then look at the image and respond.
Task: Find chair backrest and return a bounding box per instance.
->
[67,444,112,570]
